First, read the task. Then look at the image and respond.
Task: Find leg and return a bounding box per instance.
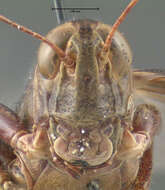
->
[132,104,161,141]
[131,104,160,190]
[0,104,27,189]
[131,147,152,190]
[0,141,15,184]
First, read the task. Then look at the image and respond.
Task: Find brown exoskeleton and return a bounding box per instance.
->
[0,0,164,189]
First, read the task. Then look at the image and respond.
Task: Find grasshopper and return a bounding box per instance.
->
[0,0,164,189]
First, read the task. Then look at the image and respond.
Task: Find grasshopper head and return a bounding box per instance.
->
[38,20,133,166]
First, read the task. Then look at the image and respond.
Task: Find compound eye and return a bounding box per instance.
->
[38,52,60,79]
[38,23,75,79]
[96,24,132,78]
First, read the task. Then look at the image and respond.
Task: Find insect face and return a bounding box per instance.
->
[0,1,164,190]
[35,19,133,167]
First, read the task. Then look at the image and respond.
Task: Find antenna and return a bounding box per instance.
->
[0,15,66,58]
[103,0,139,52]
[0,15,74,65]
